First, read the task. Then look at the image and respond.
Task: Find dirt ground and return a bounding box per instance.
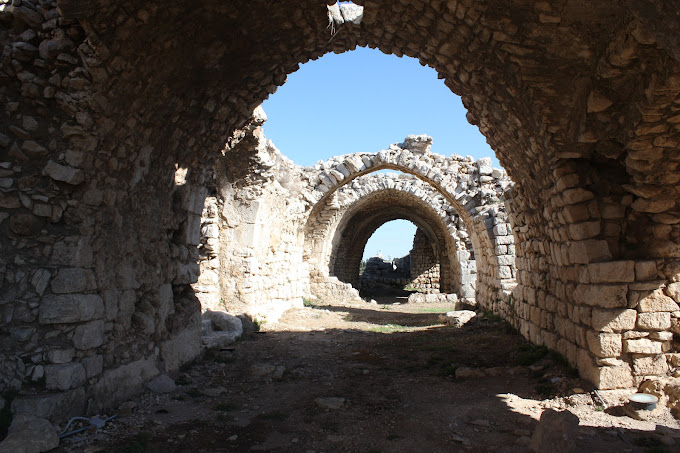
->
[54,291,680,453]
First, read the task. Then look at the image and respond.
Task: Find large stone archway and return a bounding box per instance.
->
[303,165,509,303]
[0,0,679,422]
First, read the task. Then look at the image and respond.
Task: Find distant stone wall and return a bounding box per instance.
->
[409,228,441,293]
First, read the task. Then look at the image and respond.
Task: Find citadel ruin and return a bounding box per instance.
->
[1,0,680,450]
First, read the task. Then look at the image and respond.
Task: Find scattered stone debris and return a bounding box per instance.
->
[439,310,476,327]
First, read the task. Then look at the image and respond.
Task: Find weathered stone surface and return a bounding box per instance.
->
[590,309,636,332]
[625,338,664,354]
[574,284,628,308]
[50,268,97,294]
[637,289,679,312]
[529,409,579,453]
[11,388,87,421]
[159,325,202,372]
[44,363,86,391]
[88,357,159,413]
[586,331,622,358]
[637,312,671,331]
[568,240,612,264]
[47,349,75,364]
[39,294,104,324]
[587,261,635,283]
[439,310,476,327]
[202,311,243,348]
[666,282,680,303]
[0,414,58,453]
[146,374,176,393]
[633,355,669,376]
[72,320,105,350]
[42,160,84,185]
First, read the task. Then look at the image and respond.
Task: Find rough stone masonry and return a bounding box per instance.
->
[0,0,679,430]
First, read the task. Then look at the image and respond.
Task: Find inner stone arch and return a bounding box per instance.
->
[304,170,483,303]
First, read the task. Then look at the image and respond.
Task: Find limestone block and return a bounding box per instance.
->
[39,294,105,324]
[665,282,680,303]
[569,240,611,264]
[498,266,513,279]
[587,261,635,283]
[637,289,679,312]
[635,261,658,281]
[72,320,105,350]
[42,160,84,185]
[82,355,103,378]
[50,267,97,294]
[47,349,75,364]
[577,348,633,389]
[624,338,663,354]
[51,236,93,267]
[586,331,622,358]
[45,363,86,390]
[591,308,636,332]
[574,283,628,308]
[636,312,671,330]
[568,220,601,240]
[633,355,669,376]
[562,204,589,223]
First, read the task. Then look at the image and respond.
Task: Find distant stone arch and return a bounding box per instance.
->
[302,136,515,304]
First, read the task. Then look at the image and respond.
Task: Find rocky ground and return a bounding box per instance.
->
[51,294,680,453]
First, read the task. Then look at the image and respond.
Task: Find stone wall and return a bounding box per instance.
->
[409,228,441,293]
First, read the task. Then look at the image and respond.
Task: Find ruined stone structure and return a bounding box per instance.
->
[1,0,680,429]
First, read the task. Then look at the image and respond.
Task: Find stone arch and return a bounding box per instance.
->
[302,136,514,301]
[0,1,678,421]
[304,171,482,301]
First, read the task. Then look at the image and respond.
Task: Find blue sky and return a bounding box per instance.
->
[261,46,498,260]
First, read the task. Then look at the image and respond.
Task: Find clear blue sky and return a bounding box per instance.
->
[261,46,498,260]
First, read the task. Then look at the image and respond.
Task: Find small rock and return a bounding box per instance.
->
[228,435,238,441]
[572,388,586,394]
[314,397,346,410]
[272,365,285,380]
[250,363,276,376]
[118,401,137,416]
[146,374,177,393]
